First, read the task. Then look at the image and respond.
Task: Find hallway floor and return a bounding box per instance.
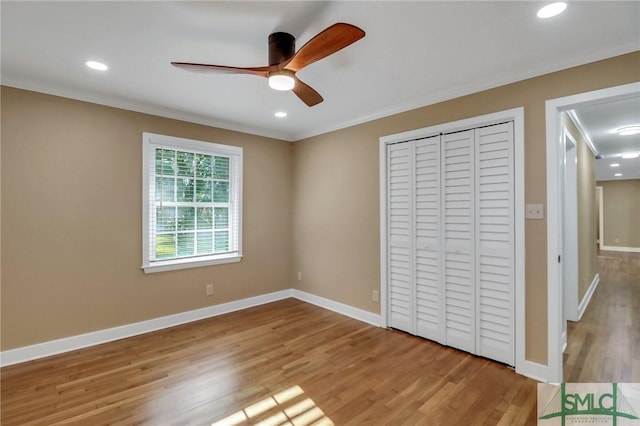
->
[563,250,640,382]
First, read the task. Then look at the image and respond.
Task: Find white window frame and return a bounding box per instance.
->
[142,132,243,274]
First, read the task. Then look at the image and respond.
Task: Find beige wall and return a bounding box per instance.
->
[564,115,598,302]
[292,51,640,364]
[2,52,639,364]
[598,179,640,248]
[1,87,293,350]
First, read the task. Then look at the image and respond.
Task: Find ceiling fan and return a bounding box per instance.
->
[171,23,365,107]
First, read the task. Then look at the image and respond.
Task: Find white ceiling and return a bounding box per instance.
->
[1,1,639,142]
[572,97,640,182]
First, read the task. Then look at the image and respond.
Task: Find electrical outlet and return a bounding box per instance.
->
[206,284,213,296]
[372,290,380,302]
[297,271,302,281]
[525,203,544,219]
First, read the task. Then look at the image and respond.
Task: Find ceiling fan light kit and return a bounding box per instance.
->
[171,23,365,107]
[268,70,296,91]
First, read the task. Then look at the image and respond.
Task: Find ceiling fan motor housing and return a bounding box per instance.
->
[268,32,295,66]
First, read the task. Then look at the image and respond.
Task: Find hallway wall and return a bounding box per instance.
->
[598,179,640,249]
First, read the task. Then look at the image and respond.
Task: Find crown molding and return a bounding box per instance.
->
[3,43,637,144]
[292,43,640,141]
[0,78,297,142]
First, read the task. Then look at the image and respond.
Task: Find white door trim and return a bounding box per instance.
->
[597,185,603,249]
[545,81,640,383]
[379,107,525,373]
[562,127,579,323]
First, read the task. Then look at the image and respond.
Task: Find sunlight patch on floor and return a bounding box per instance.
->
[211,385,334,426]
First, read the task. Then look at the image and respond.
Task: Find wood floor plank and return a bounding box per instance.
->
[2,298,538,425]
[564,252,640,383]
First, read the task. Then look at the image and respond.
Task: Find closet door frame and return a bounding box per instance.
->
[380,107,526,373]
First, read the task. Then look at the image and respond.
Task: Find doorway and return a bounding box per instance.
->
[545,81,640,383]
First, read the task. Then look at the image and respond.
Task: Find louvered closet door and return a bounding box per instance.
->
[414,136,443,343]
[475,123,514,366]
[442,130,475,354]
[387,143,413,333]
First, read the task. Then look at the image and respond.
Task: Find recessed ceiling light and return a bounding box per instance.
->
[86,60,108,71]
[614,173,623,177]
[537,2,567,18]
[621,152,640,159]
[610,163,620,167]
[617,125,640,136]
[274,111,287,118]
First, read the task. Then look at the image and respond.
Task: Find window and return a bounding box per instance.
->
[142,133,242,273]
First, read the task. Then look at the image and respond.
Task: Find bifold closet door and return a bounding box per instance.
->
[414,136,443,343]
[387,136,443,340]
[442,130,476,354]
[387,142,413,333]
[386,122,515,366]
[475,123,514,366]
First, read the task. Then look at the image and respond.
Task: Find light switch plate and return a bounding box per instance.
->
[525,204,544,219]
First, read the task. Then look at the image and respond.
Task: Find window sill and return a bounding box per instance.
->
[142,254,242,274]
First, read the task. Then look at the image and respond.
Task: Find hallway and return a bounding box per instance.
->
[563,251,640,382]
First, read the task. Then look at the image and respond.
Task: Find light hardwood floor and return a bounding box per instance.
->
[1,299,538,425]
[563,251,640,382]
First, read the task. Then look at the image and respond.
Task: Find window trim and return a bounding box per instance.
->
[142,132,243,274]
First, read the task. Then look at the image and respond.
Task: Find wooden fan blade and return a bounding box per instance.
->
[171,62,274,77]
[293,77,323,107]
[285,23,365,72]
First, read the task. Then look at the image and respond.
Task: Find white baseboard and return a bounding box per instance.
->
[7,288,550,380]
[291,289,382,327]
[0,289,383,367]
[578,273,600,321]
[516,359,551,383]
[600,245,640,253]
[0,289,293,367]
